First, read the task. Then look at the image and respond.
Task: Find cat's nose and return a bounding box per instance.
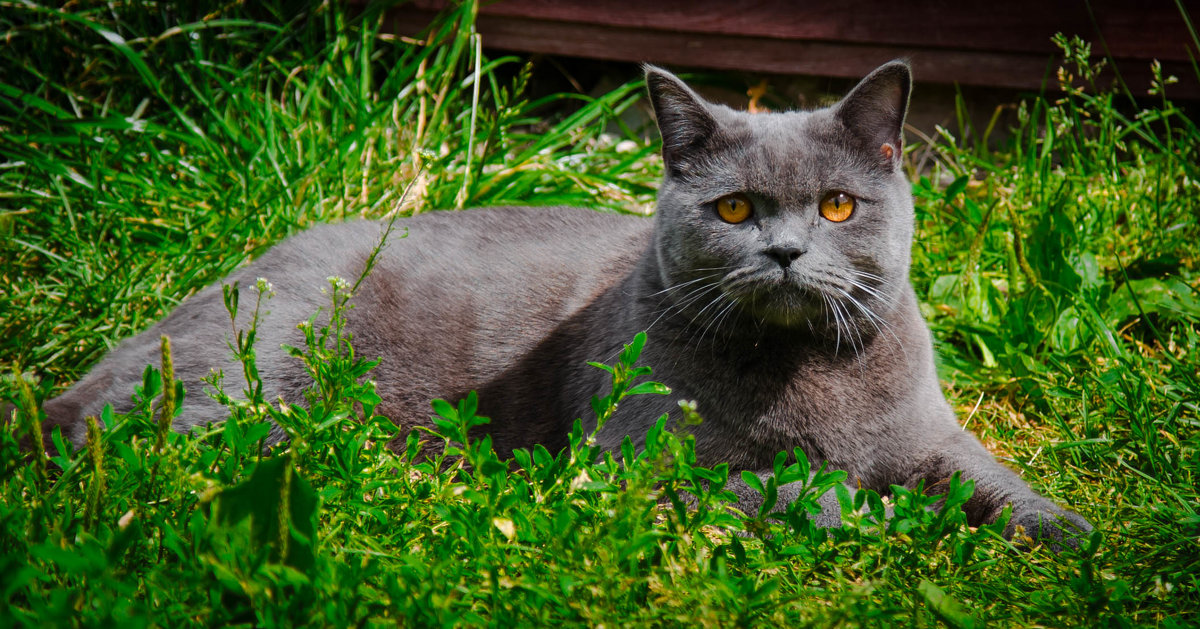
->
[765,245,805,268]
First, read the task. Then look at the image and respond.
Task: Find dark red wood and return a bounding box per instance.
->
[384,4,1200,97]
[382,1,1200,97]
[410,0,1197,61]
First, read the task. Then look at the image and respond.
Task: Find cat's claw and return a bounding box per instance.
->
[1006,506,1094,553]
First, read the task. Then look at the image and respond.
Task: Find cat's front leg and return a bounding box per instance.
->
[725,470,846,529]
[906,429,1093,552]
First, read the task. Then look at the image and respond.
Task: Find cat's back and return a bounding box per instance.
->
[377,205,650,270]
[355,206,650,295]
[253,206,651,299]
[349,206,652,323]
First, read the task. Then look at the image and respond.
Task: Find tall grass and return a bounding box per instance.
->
[0,0,657,386]
[2,1,1198,626]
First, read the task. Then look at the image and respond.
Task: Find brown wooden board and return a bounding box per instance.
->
[382,2,1200,98]
[411,0,1197,60]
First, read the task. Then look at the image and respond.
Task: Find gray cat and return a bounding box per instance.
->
[38,61,1092,549]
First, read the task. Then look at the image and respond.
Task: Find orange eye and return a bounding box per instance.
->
[819,192,855,222]
[716,194,753,224]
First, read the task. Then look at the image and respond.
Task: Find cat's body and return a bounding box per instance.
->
[43,209,649,454]
[38,62,1092,548]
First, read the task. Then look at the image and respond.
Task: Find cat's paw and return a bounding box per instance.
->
[1005,505,1093,552]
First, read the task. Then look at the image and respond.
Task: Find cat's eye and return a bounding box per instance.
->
[716,194,753,224]
[819,192,855,222]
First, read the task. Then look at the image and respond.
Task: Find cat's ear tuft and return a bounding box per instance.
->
[835,61,911,168]
[644,65,718,176]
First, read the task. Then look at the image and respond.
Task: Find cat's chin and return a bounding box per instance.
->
[736,289,830,331]
[728,270,885,338]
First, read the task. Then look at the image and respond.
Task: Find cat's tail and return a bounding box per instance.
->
[4,390,94,458]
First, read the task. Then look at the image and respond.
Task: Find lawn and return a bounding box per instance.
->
[2,1,1197,626]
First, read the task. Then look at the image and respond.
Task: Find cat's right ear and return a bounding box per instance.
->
[644,65,717,176]
[834,61,912,169]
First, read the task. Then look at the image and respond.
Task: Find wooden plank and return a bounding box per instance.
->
[387,8,1200,97]
[409,0,1200,60]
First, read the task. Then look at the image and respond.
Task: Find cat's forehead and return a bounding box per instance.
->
[706,107,881,196]
[736,108,841,158]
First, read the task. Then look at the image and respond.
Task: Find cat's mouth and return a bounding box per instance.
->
[720,267,829,324]
[720,265,887,332]
[660,264,889,337]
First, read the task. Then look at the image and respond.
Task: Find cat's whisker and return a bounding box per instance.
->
[835,290,873,357]
[848,269,886,282]
[844,276,893,303]
[712,298,741,349]
[649,273,718,298]
[822,292,843,356]
[835,286,911,365]
[838,303,854,357]
[719,266,759,288]
[802,278,865,356]
[663,286,732,366]
[691,293,735,356]
[673,282,723,312]
[645,281,722,333]
[646,276,723,327]
[654,277,721,311]
[695,289,746,348]
[614,276,715,362]
[817,266,896,308]
[834,287,884,336]
[841,294,867,359]
[833,293,865,359]
[689,290,730,332]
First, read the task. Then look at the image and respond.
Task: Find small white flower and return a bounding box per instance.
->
[326,276,350,291]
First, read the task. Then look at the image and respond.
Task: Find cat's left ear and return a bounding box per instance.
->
[644,64,719,177]
[835,61,911,168]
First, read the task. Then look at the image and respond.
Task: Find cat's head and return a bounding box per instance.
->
[646,62,914,346]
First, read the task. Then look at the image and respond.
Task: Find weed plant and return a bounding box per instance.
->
[2,1,1198,626]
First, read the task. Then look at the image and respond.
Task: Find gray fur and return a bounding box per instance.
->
[41,62,1091,550]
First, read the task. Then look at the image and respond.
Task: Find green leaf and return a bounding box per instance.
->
[943,174,969,202]
[834,484,853,516]
[586,361,615,374]
[1049,305,1084,352]
[431,398,457,422]
[625,381,670,396]
[772,451,788,478]
[918,580,982,629]
[760,476,779,516]
[740,471,765,495]
[210,454,318,571]
[619,331,648,366]
[1109,277,1200,325]
[460,390,478,419]
[793,447,811,481]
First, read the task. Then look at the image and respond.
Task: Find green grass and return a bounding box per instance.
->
[2,2,1198,626]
